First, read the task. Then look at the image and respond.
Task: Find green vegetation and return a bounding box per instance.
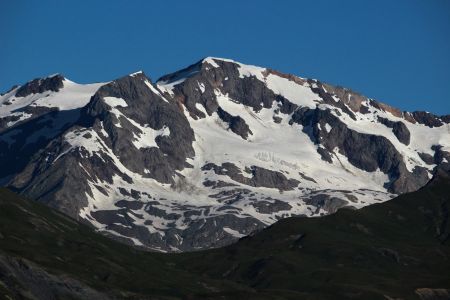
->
[1,170,449,299]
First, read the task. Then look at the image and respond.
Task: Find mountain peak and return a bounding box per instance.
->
[201,56,238,66]
[15,74,66,98]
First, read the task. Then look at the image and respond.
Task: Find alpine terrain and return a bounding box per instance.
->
[1,57,449,251]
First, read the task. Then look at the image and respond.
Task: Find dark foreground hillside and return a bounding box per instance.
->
[0,170,449,299]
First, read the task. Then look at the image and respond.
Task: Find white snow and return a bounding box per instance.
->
[198,81,205,93]
[130,70,143,77]
[132,125,170,149]
[223,227,246,238]
[203,57,220,68]
[6,112,32,127]
[103,96,128,107]
[265,74,318,108]
[0,78,105,118]
[63,129,105,158]
[157,77,186,96]
[321,100,450,173]
[143,79,169,102]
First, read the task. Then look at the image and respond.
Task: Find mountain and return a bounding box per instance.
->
[1,57,450,251]
[0,169,449,299]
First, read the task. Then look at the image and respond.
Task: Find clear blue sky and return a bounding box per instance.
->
[1,0,449,114]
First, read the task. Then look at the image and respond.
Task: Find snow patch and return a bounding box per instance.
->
[265,74,318,108]
[132,125,171,149]
[103,97,128,108]
[223,227,245,238]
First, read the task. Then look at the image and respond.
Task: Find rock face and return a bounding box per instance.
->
[377,116,411,145]
[1,57,449,252]
[15,74,65,97]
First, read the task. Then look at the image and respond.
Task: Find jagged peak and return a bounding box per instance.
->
[157,56,268,86]
[15,73,67,98]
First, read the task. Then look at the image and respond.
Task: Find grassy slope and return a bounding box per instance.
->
[0,170,449,299]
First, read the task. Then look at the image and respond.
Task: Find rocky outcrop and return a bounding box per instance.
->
[433,145,450,171]
[377,116,411,145]
[411,111,444,128]
[217,106,253,139]
[305,194,348,214]
[202,163,300,191]
[158,58,299,120]
[290,107,428,193]
[81,72,195,184]
[15,74,65,97]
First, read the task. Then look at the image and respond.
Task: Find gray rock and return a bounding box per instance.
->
[411,111,444,128]
[377,116,411,145]
[418,152,435,165]
[290,107,428,194]
[202,163,299,191]
[252,199,292,214]
[305,194,348,214]
[217,106,253,139]
[15,74,65,98]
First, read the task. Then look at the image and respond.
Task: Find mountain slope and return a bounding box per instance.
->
[1,57,450,251]
[0,170,449,299]
[178,168,450,299]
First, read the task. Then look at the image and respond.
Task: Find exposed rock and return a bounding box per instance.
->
[321,83,367,113]
[291,107,428,193]
[203,180,238,189]
[252,199,292,214]
[377,116,411,145]
[202,163,299,191]
[304,194,348,214]
[298,172,317,183]
[418,152,436,165]
[412,111,444,128]
[272,116,282,123]
[159,58,299,119]
[15,74,65,97]
[308,80,357,120]
[217,106,253,139]
[115,200,144,210]
[370,100,403,118]
[82,72,195,184]
[431,146,450,172]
